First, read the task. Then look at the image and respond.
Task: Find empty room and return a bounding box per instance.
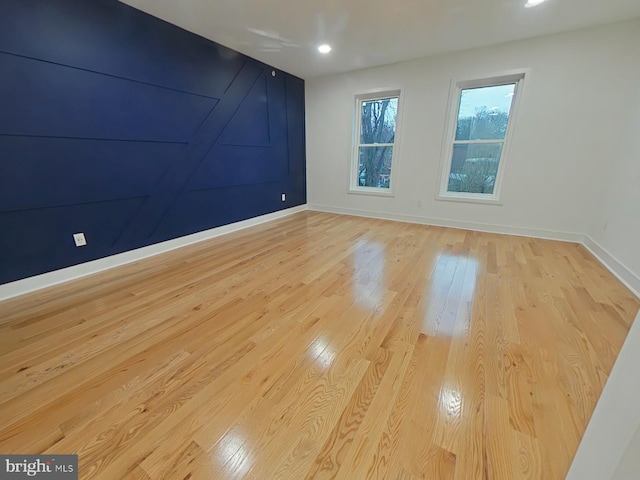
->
[1,0,639,478]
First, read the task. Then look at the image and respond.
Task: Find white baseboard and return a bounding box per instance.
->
[583,236,640,298]
[308,203,585,242]
[0,205,308,302]
[309,204,640,299]
[3,204,638,303]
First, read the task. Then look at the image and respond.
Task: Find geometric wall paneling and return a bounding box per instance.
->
[111,62,269,246]
[188,144,287,189]
[0,0,247,98]
[155,184,289,241]
[0,197,148,283]
[0,0,305,285]
[284,76,307,200]
[0,136,186,211]
[218,73,272,146]
[0,53,218,142]
[190,69,290,189]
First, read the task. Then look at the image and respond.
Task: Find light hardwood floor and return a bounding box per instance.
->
[0,211,638,479]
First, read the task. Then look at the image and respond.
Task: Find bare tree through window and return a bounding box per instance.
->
[352,93,400,191]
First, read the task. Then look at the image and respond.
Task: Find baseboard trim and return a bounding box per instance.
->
[0,205,308,302]
[308,204,584,242]
[3,204,638,302]
[583,236,640,298]
[309,204,640,299]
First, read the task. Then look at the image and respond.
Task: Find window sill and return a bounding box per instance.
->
[435,193,502,206]
[348,187,395,198]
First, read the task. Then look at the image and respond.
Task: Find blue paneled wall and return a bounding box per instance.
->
[0,0,306,285]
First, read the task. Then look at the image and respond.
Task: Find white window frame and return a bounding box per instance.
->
[436,70,527,204]
[349,89,403,196]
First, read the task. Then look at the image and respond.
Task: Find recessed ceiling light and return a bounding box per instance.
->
[318,44,332,54]
[524,0,546,7]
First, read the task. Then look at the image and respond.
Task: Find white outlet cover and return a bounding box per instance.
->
[281,193,286,201]
[73,233,87,247]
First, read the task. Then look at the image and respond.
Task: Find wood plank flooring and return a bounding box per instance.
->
[0,211,638,479]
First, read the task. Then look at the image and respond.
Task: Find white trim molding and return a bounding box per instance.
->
[349,89,404,196]
[2,205,638,304]
[308,204,584,242]
[308,204,639,299]
[0,205,307,302]
[436,69,529,204]
[583,236,640,298]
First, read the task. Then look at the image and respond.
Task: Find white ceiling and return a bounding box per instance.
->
[119,0,640,79]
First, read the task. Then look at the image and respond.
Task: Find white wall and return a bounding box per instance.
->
[306,20,640,242]
[570,31,640,477]
[586,51,640,291]
[566,310,640,480]
[307,23,640,477]
[613,423,640,480]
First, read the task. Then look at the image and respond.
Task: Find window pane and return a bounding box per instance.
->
[360,97,398,144]
[358,146,393,188]
[455,84,515,141]
[447,143,503,194]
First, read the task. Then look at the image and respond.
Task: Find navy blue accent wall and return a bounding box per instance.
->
[0,0,306,285]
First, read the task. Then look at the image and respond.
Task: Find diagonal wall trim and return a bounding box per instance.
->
[0,49,222,100]
[113,62,264,244]
[0,205,307,302]
[0,133,188,144]
[0,0,307,286]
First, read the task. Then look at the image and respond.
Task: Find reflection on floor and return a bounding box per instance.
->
[0,211,637,479]
[425,253,478,337]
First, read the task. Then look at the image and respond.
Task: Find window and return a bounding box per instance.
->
[438,72,525,203]
[350,90,402,195]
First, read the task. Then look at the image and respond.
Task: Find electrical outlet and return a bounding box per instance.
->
[417,200,422,207]
[281,193,286,202]
[73,233,87,247]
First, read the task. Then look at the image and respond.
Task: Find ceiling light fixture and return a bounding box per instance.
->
[524,0,546,7]
[318,44,332,54]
